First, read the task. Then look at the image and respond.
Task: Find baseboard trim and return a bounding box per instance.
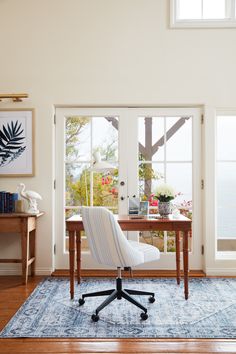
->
[52,269,206,278]
[0,268,53,276]
[206,268,236,276]
[35,268,54,276]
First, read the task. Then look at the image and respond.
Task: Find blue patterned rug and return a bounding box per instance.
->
[1,277,236,338]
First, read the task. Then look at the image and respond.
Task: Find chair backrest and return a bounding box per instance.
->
[81,207,144,267]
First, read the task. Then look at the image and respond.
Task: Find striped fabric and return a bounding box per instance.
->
[81,207,160,268]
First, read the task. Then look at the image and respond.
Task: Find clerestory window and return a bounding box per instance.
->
[170,0,236,28]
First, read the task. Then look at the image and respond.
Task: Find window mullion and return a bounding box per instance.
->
[176,0,180,20]
[90,119,93,206]
[231,0,236,19]
[201,0,204,19]
[164,117,167,182]
[225,0,231,18]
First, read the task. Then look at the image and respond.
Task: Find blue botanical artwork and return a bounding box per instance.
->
[0,120,26,167]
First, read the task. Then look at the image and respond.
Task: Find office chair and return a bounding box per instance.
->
[79,207,160,321]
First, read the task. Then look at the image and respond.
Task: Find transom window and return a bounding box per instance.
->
[171,0,236,28]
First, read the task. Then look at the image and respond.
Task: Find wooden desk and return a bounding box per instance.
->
[66,214,191,300]
[0,212,44,284]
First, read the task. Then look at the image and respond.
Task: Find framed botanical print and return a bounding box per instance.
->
[0,109,35,176]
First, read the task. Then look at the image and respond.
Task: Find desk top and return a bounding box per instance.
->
[66,214,191,232]
[67,213,191,223]
[0,212,44,218]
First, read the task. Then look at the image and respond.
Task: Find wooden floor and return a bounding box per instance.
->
[0,276,236,354]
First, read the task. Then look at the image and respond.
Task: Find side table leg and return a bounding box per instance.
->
[76,231,81,284]
[183,231,189,300]
[69,230,75,300]
[175,231,181,285]
[21,220,29,285]
[29,229,36,277]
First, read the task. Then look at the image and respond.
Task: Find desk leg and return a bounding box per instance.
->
[183,231,189,300]
[29,229,36,277]
[76,231,81,284]
[21,220,29,285]
[175,231,181,285]
[69,230,75,300]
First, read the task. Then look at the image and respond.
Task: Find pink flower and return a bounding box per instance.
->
[148,194,158,206]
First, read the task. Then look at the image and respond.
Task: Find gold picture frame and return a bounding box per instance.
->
[0,109,35,177]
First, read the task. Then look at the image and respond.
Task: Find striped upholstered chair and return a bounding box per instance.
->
[79,207,160,321]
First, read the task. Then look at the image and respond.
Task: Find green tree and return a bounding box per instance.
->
[65,116,119,213]
[66,116,90,161]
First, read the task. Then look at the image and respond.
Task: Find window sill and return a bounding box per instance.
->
[216,251,236,260]
[170,20,236,29]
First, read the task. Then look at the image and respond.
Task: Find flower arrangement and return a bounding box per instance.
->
[155,183,175,203]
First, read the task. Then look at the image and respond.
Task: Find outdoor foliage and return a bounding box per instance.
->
[65,116,119,214]
[64,116,192,253]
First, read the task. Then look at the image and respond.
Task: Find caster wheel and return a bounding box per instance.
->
[78,298,85,306]
[149,296,155,303]
[91,314,100,322]
[140,312,148,320]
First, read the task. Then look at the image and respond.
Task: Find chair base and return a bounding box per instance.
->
[79,276,155,321]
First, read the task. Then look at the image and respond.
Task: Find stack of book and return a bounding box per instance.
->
[0,192,19,213]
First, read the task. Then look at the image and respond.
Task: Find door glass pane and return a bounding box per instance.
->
[217,115,236,251]
[166,117,192,161]
[217,162,236,239]
[139,117,164,161]
[166,163,192,206]
[139,231,164,252]
[92,117,119,160]
[92,167,119,213]
[217,116,236,160]
[65,163,90,206]
[139,162,165,201]
[64,115,119,251]
[138,116,193,253]
[65,116,91,161]
[167,231,176,252]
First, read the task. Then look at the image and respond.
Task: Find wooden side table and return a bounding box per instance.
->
[0,212,44,284]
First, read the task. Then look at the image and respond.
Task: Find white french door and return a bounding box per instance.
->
[55,108,130,269]
[55,107,202,270]
[126,108,202,270]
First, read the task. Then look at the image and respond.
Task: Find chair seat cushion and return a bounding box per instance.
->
[128,240,160,264]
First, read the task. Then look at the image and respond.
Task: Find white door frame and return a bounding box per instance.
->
[55,107,202,270]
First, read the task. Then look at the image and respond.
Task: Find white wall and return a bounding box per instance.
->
[0,0,236,275]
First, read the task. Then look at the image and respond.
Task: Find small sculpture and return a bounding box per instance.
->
[17,183,42,214]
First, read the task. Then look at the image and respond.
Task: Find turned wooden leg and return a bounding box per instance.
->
[76,231,81,284]
[69,230,75,300]
[183,231,189,300]
[175,231,181,285]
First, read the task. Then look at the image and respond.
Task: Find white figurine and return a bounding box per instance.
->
[17,183,42,214]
